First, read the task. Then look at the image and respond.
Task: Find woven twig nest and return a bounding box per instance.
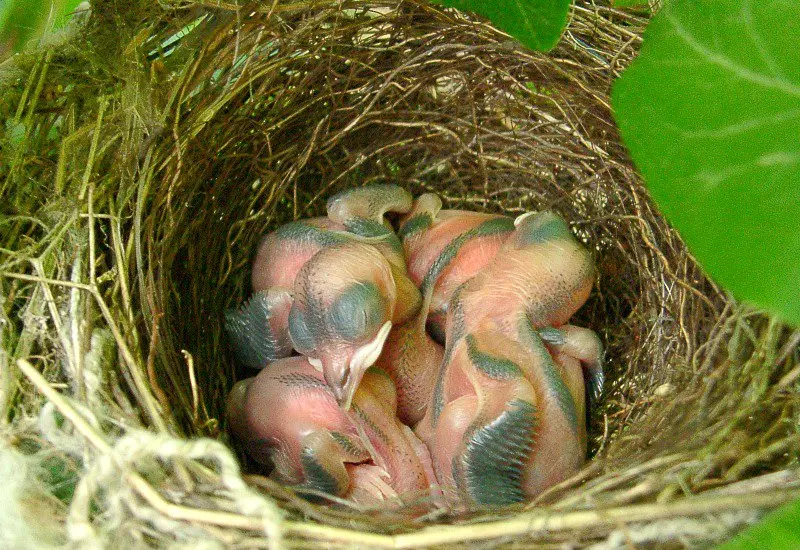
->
[1,1,799,548]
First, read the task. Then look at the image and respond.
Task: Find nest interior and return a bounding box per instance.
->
[1,0,799,547]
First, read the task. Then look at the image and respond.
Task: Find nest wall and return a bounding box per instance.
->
[2,0,799,547]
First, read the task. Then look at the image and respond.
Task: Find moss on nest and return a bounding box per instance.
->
[2,0,799,547]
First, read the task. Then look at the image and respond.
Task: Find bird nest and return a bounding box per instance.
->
[2,0,799,547]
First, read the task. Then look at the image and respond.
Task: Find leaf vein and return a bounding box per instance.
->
[757,150,800,167]
[669,108,800,140]
[513,0,538,38]
[741,0,785,79]
[665,9,800,99]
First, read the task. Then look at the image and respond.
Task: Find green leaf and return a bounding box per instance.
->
[612,0,800,325]
[718,498,800,549]
[5,120,26,147]
[432,0,572,52]
[611,0,650,8]
[0,0,85,54]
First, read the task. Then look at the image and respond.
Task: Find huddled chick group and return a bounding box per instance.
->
[225,184,604,509]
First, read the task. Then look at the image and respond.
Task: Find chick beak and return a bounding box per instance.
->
[332,368,356,410]
[332,321,393,410]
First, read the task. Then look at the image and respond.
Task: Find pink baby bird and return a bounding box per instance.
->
[373,193,513,425]
[226,184,420,370]
[226,356,437,506]
[417,210,603,506]
[452,211,604,405]
[288,241,412,410]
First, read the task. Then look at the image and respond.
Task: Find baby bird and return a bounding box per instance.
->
[288,241,404,410]
[226,219,346,369]
[226,356,437,505]
[371,193,514,425]
[226,184,420,370]
[418,210,603,506]
[251,217,346,293]
[398,193,514,343]
[327,185,421,325]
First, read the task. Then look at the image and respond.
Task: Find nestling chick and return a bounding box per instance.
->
[417,210,603,505]
[419,319,587,506]
[449,211,595,334]
[326,184,421,325]
[450,210,604,400]
[373,192,514,425]
[288,241,400,410]
[226,356,437,505]
[226,218,347,368]
[227,184,419,369]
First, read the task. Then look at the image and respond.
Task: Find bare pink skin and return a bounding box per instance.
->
[418,319,586,506]
[351,368,440,503]
[403,210,502,284]
[423,324,537,504]
[251,217,343,293]
[401,207,510,336]
[227,357,437,506]
[375,318,445,426]
[454,220,594,337]
[246,208,420,402]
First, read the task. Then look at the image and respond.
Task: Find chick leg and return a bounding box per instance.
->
[549,352,587,451]
[428,394,479,505]
[347,464,400,505]
[351,369,441,503]
[538,324,604,411]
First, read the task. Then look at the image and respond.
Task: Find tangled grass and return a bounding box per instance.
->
[1,0,799,547]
